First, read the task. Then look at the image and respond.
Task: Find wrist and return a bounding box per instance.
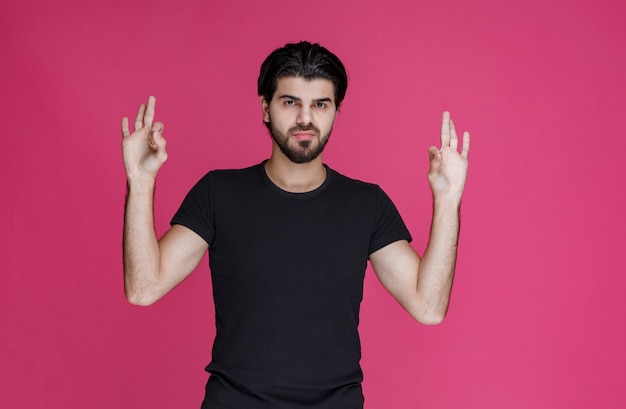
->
[432,195,462,212]
[126,174,157,195]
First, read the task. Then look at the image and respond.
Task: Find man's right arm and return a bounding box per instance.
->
[122,97,208,306]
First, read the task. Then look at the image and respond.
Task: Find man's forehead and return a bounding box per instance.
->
[275,76,335,100]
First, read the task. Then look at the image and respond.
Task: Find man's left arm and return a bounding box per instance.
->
[369,111,470,325]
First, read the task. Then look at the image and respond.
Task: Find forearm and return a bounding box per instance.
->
[415,197,461,323]
[372,112,469,324]
[123,177,161,305]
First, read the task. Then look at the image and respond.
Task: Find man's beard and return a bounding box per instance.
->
[268,121,332,164]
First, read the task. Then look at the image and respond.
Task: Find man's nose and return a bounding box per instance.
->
[296,105,312,125]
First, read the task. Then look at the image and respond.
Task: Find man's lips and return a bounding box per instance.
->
[292,131,315,141]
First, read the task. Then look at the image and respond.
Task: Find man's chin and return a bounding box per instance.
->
[285,147,324,164]
[287,153,320,164]
[269,124,329,164]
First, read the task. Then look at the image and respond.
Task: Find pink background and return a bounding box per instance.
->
[2,0,625,408]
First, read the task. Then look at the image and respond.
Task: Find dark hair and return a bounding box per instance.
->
[257,41,348,109]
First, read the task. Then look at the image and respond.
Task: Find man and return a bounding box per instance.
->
[121,41,469,409]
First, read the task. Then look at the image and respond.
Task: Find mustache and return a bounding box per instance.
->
[289,124,320,134]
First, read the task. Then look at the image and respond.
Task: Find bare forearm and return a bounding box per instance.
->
[415,198,461,323]
[372,111,469,325]
[123,178,161,305]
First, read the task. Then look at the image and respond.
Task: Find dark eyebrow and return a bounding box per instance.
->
[278,94,301,101]
[278,95,334,104]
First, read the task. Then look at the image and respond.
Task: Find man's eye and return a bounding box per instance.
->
[315,102,326,109]
[284,100,296,106]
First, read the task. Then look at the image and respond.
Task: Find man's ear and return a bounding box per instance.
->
[260,96,270,123]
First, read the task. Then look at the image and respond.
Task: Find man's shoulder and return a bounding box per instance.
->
[208,162,261,177]
[328,166,381,192]
[184,163,263,197]
[196,162,262,183]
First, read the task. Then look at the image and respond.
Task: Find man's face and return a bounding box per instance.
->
[261,76,337,164]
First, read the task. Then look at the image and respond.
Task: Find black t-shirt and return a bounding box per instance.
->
[171,162,412,409]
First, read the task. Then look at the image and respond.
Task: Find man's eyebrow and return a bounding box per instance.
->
[278,94,301,101]
[278,95,334,103]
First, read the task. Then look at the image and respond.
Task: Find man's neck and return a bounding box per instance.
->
[264,154,327,193]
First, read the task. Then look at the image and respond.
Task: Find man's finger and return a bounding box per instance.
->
[152,121,165,135]
[134,104,145,131]
[441,111,451,148]
[121,117,130,137]
[461,131,470,159]
[428,146,437,159]
[449,118,458,151]
[144,96,156,129]
[147,128,157,149]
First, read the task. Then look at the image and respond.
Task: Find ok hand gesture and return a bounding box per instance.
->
[121,96,167,182]
[427,111,470,202]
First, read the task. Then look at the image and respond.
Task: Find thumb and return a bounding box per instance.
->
[150,124,167,159]
[152,122,165,140]
[428,146,441,163]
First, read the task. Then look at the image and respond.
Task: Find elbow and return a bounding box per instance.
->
[415,312,446,326]
[405,291,451,325]
[124,269,163,306]
[124,286,159,306]
[126,294,156,306]
[407,304,448,325]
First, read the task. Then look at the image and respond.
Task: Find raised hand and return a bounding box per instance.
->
[121,96,167,182]
[427,111,470,202]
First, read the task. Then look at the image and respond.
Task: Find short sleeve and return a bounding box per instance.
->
[170,172,215,246]
[368,186,412,254]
